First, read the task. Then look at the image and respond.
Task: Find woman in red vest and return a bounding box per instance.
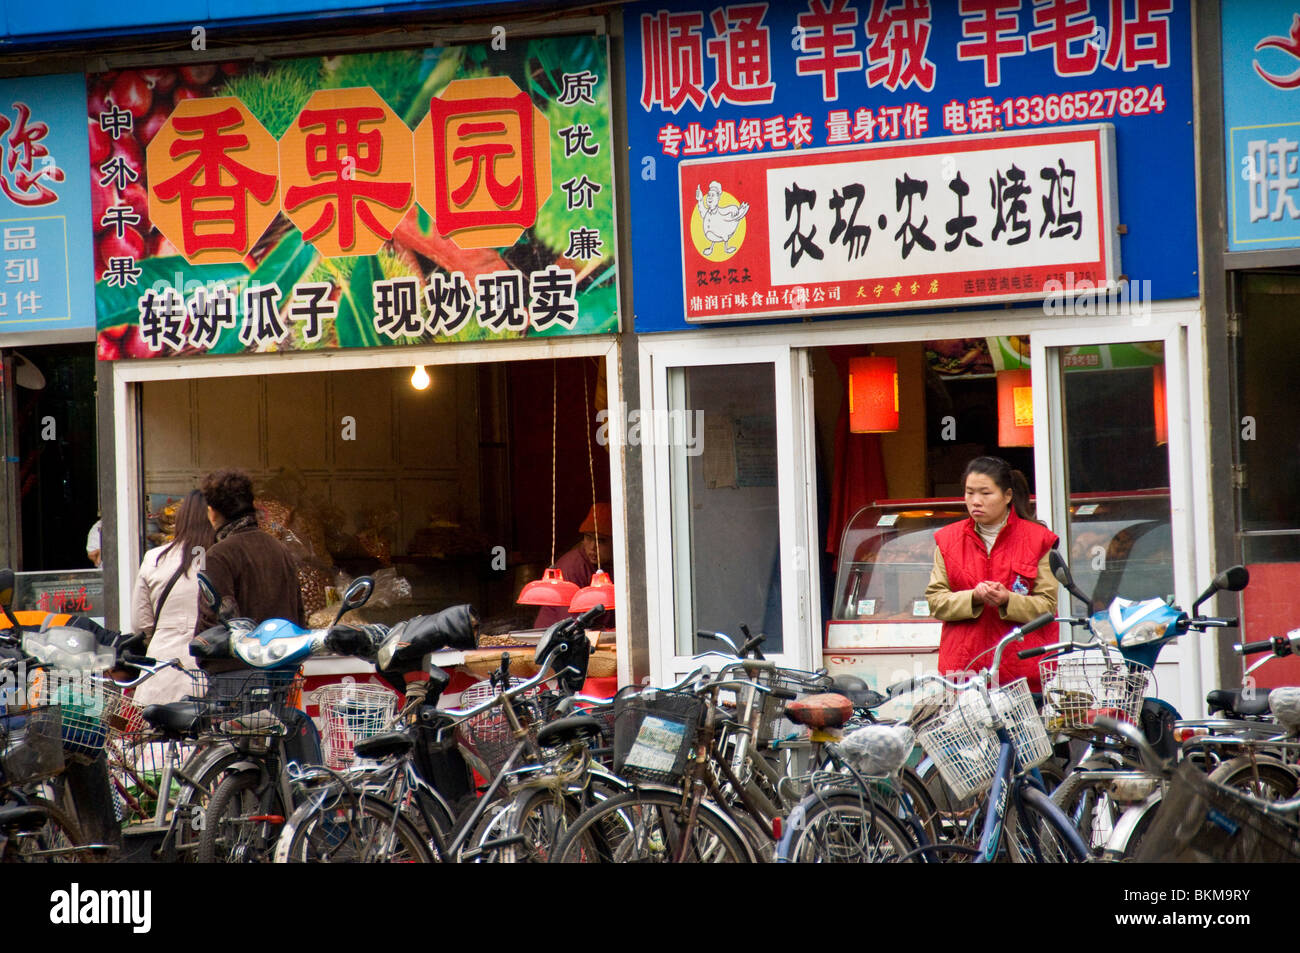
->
[926,456,1058,691]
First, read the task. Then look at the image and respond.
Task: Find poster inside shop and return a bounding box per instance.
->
[1223,0,1300,252]
[624,0,1195,331]
[0,73,95,334]
[88,36,618,360]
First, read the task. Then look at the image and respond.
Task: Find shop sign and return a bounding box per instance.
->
[625,0,1195,332]
[0,74,95,335]
[89,36,617,360]
[680,125,1116,321]
[13,570,104,616]
[1223,0,1300,251]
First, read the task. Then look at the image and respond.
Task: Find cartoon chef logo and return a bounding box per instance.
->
[690,180,749,262]
[1254,12,1300,89]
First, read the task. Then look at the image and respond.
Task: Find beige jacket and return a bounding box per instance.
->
[925,548,1057,624]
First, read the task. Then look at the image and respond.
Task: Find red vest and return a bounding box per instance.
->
[933,509,1058,690]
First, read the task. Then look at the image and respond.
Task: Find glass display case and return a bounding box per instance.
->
[824,492,1173,704]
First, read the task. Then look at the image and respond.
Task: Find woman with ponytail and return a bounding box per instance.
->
[925,456,1059,690]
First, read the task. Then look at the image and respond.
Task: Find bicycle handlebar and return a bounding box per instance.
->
[438,664,582,720]
[1091,715,1165,775]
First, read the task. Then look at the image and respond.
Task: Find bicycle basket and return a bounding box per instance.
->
[186,669,304,734]
[1,707,65,785]
[916,678,1052,800]
[1040,651,1150,737]
[455,678,545,779]
[612,688,707,784]
[1134,760,1300,863]
[26,670,135,759]
[315,682,398,769]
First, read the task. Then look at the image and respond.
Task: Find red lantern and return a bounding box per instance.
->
[996,369,1034,447]
[1153,366,1167,446]
[848,357,899,433]
[569,569,616,614]
[518,566,579,607]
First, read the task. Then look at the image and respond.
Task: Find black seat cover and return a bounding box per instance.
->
[0,804,52,832]
[1206,689,1272,718]
[830,675,886,710]
[353,731,415,761]
[383,606,478,669]
[536,715,603,747]
[142,702,202,736]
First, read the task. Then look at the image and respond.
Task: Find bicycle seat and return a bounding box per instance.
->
[0,803,52,832]
[785,693,854,728]
[353,731,414,761]
[830,675,886,710]
[536,714,603,748]
[142,702,203,736]
[1206,689,1271,718]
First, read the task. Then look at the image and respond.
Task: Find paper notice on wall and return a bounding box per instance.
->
[734,414,777,487]
[702,412,737,489]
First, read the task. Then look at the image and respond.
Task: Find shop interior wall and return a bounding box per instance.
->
[141,364,480,594]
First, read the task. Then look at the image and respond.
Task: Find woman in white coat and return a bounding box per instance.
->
[130,491,217,707]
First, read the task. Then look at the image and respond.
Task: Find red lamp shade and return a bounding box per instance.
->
[996,369,1034,447]
[517,566,579,607]
[569,569,615,614]
[848,357,899,433]
[1153,366,1167,446]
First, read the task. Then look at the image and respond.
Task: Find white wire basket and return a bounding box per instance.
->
[1039,650,1151,737]
[316,682,398,770]
[916,678,1052,800]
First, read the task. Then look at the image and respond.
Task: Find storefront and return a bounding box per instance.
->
[1212,0,1300,690]
[0,71,105,622]
[93,26,634,685]
[624,0,1219,715]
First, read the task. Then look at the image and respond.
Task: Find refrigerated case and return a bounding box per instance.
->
[826,492,1173,716]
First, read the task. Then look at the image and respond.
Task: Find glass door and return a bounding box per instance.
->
[1032,323,1204,714]
[645,344,816,680]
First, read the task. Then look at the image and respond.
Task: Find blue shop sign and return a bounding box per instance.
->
[624,0,1196,332]
[1223,0,1300,252]
[0,74,95,335]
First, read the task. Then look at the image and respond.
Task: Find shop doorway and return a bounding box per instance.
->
[134,355,612,637]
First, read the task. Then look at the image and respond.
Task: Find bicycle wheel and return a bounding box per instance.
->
[1005,785,1088,863]
[197,771,279,864]
[550,789,752,863]
[1208,757,1300,802]
[277,789,433,863]
[165,743,242,862]
[784,790,915,863]
[1,797,90,863]
[1051,770,1116,857]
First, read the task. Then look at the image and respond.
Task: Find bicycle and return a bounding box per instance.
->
[882,613,1089,864]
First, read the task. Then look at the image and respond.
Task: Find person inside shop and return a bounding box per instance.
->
[130,490,216,706]
[86,518,102,567]
[534,503,616,631]
[193,468,304,669]
[925,456,1058,691]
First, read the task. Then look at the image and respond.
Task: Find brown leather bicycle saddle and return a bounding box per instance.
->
[784,692,854,728]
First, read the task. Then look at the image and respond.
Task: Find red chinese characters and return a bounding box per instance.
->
[958,0,1027,86]
[707,5,777,105]
[280,88,415,258]
[865,0,937,92]
[147,97,279,265]
[1028,0,1101,76]
[0,103,63,206]
[414,77,552,250]
[641,10,709,112]
[795,0,864,101]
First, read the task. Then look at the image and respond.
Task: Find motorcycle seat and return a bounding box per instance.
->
[353,731,414,761]
[536,714,603,748]
[1205,688,1271,718]
[784,692,854,728]
[141,702,203,736]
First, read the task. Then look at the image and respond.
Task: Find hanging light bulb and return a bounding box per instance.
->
[410,365,431,390]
